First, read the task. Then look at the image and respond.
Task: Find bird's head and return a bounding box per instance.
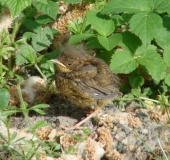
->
[51,47,88,73]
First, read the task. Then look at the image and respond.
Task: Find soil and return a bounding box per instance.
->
[1,94,170,160]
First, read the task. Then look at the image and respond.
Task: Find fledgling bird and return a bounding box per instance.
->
[51,46,122,129]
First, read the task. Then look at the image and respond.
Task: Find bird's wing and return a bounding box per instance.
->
[74,80,122,100]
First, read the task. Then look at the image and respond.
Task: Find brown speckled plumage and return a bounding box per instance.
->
[51,46,121,128]
[52,46,121,110]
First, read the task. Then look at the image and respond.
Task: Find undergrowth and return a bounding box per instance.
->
[0,0,170,159]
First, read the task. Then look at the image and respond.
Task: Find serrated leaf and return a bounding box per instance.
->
[16,44,36,65]
[33,0,58,19]
[110,50,137,73]
[135,45,166,81]
[23,32,35,40]
[63,0,82,3]
[102,0,150,14]
[68,33,94,44]
[4,0,32,17]
[32,27,53,51]
[130,13,163,46]
[0,88,10,109]
[86,11,115,37]
[150,0,170,14]
[120,31,142,53]
[129,75,144,88]
[97,33,122,51]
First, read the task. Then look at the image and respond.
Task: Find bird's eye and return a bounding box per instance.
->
[68,63,72,66]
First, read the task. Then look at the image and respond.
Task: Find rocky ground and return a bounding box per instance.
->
[0,94,170,160]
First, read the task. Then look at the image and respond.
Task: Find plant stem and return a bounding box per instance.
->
[139,97,160,104]
[34,63,47,80]
[17,85,26,109]
[16,85,32,131]
[6,118,11,145]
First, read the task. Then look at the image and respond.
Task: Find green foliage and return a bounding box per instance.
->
[66,0,170,100]
[0,89,10,109]
[0,0,170,158]
[86,11,115,37]
[2,0,32,17]
[33,0,58,20]
[63,0,82,3]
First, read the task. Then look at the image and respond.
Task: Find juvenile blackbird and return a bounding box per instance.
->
[51,46,122,129]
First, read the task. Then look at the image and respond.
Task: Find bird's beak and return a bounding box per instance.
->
[50,59,66,68]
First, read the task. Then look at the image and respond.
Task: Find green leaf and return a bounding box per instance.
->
[16,44,36,65]
[110,50,137,73]
[35,0,47,3]
[10,132,17,143]
[32,120,49,131]
[41,60,55,78]
[97,33,122,51]
[122,13,133,23]
[131,88,141,97]
[86,37,103,49]
[32,27,53,51]
[120,31,142,53]
[31,109,45,115]
[155,28,170,50]
[163,46,170,66]
[30,104,49,110]
[2,110,19,116]
[40,50,60,78]
[4,0,32,17]
[96,50,113,64]
[86,11,115,37]
[162,15,170,31]
[130,13,163,46]
[102,0,150,14]
[0,133,7,143]
[0,89,10,109]
[51,28,60,36]
[135,45,166,82]
[33,0,58,19]
[36,15,54,24]
[129,74,144,88]
[13,137,25,144]
[165,74,170,86]
[63,0,82,3]
[150,0,170,14]
[68,33,94,44]
[22,19,41,33]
